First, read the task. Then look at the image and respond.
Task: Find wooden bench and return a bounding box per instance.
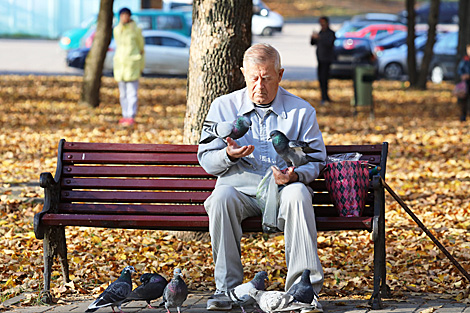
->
[34,139,389,308]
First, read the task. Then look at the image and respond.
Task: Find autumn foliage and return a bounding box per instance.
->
[0,75,469,307]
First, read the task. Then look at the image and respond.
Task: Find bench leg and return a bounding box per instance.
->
[41,226,70,304]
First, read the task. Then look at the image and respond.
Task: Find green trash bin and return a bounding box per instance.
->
[352,64,376,117]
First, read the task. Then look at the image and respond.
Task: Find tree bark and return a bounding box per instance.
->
[406,0,418,87]
[183,0,252,144]
[416,0,440,89]
[80,0,114,107]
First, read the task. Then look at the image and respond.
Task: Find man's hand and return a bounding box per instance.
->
[271,166,299,185]
[226,137,254,161]
[462,74,470,80]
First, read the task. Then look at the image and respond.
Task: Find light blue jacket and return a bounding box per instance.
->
[197,86,327,197]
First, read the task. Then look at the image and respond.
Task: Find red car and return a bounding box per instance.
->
[344,23,407,40]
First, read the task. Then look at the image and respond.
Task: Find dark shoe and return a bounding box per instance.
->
[207,290,232,311]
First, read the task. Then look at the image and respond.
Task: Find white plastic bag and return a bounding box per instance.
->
[256,169,280,233]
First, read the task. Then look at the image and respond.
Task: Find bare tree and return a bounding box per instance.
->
[457,0,470,81]
[416,0,440,89]
[406,0,418,86]
[184,0,252,145]
[80,0,114,107]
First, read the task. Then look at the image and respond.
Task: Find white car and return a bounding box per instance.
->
[104,30,190,76]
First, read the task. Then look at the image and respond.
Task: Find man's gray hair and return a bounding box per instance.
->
[243,43,282,72]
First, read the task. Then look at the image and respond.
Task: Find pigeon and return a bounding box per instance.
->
[249,288,318,313]
[161,268,188,313]
[227,271,269,313]
[286,269,316,304]
[199,116,252,144]
[85,265,136,313]
[123,273,168,309]
[269,130,324,168]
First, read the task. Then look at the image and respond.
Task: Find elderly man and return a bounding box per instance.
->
[198,43,326,312]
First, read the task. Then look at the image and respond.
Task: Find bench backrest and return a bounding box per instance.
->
[46,139,388,232]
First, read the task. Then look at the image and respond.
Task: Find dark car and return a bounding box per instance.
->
[330,37,378,79]
[398,1,459,24]
[374,30,426,55]
[66,47,89,69]
[429,31,458,83]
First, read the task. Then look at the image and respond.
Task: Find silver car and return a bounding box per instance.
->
[104,30,190,76]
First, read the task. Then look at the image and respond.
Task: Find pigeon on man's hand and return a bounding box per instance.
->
[162,268,188,313]
[286,269,317,304]
[199,116,252,144]
[85,265,136,313]
[249,288,320,313]
[269,130,323,168]
[123,273,168,309]
[227,271,268,313]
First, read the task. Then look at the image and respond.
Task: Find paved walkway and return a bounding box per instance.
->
[2,291,470,313]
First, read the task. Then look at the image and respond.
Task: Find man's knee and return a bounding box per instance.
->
[205,185,240,214]
[280,183,312,204]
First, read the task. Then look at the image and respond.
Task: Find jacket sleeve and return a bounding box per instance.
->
[136,27,145,72]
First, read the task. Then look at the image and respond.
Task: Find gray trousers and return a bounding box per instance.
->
[118,80,139,118]
[205,183,324,293]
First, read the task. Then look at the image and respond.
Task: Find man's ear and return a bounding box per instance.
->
[278,68,284,81]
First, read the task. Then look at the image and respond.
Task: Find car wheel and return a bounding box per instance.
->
[431,65,444,84]
[384,63,403,80]
[261,27,273,36]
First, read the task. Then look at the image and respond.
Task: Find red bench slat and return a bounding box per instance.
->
[63,142,199,153]
[61,178,216,191]
[62,165,213,178]
[61,190,211,203]
[58,203,207,215]
[62,152,199,165]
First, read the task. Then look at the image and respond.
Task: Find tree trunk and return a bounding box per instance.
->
[406,0,418,87]
[183,0,252,144]
[80,0,114,107]
[416,0,440,89]
[457,0,470,82]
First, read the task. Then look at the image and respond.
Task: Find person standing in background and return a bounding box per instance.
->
[310,16,336,106]
[457,43,470,122]
[113,7,145,126]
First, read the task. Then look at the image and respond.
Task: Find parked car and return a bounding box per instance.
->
[162,0,283,36]
[66,30,190,76]
[398,1,459,24]
[336,14,405,38]
[59,10,190,51]
[377,35,429,79]
[330,37,378,79]
[374,30,426,55]
[344,23,407,40]
[429,31,458,83]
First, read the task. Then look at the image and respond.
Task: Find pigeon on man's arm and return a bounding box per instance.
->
[199,116,252,144]
[162,268,188,313]
[227,271,268,313]
[269,130,323,168]
[123,273,168,309]
[85,265,136,313]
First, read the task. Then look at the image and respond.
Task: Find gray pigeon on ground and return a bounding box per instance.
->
[269,130,323,168]
[227,271,269,313]
[249,288,319,313]
[85,265,136,313]
[161,268,188,313]
[199,116,252,144]
[286,269,316,304]
[123,273,168,309]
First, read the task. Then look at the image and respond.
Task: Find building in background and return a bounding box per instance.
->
[0,0,142,39]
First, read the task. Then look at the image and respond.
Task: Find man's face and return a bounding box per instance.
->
[242,61,283,105]
[319,19,328,30]
[120,12,131,24]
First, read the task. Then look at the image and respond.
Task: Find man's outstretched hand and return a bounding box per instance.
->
[226,137,254,162]
[272,166,299,185]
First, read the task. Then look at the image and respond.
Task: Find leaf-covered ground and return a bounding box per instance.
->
[1,75,469,307]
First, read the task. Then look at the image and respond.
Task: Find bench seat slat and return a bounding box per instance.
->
[62,165,213,178]
[41,214,373,232]
[58,203,207,215]
[63,142,198,153]
[61,190,210,203]
[62,152,199,165]
[62,178,216,191]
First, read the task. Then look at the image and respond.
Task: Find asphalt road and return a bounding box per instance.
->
[0,23,320,81]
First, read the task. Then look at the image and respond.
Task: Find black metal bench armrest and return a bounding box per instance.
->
[34,172,60,239]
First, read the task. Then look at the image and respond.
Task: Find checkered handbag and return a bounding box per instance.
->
[323,161,369,217]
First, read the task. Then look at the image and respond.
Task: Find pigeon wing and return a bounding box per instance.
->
[87,281,131,310]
